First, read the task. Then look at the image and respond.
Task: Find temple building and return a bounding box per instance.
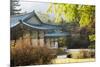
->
[10,11,69,48]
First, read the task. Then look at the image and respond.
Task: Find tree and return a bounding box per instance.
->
[10,0,21,15]
[47,3,79,23]
[47,3,95,48]
[47,3,95,26]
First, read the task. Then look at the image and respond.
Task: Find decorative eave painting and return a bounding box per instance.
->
[10,0,95,66]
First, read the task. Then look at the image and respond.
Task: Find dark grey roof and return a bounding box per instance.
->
[10,11,70,37]
[45,32,69,37]
[10,12,33,28]
[10,11,62,30]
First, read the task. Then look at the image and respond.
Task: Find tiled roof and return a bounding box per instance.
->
[10,12,33,28]
[10,11,62,30]
[22,21,62,30]
[10,11,69,37]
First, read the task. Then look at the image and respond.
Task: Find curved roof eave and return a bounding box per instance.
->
[10,12,34,28]
[10,11,63,30]
[10,19,62,30]
[45,32,70,37]
[22,22,61,30]
[10,21,20,28]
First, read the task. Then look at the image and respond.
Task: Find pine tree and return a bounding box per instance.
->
[10,0,21,15]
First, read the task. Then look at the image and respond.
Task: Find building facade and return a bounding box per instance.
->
[10,11,69,48]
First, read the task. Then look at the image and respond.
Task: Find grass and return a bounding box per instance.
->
[51,58,95,64]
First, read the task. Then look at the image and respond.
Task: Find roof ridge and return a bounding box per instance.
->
[33,11,43,23]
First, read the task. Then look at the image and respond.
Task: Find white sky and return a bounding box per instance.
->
[20,0,50,13]
[19,0,95,13]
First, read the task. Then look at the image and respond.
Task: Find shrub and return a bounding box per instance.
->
[79,49,91,59]
[90,50,95,58]
[11,44,56,66]
[32,47,57,64]
[88,44,95,49]
[11,44,35,66]
[79,49,95,58]
[67,49,95,59]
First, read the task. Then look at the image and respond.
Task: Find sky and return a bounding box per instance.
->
[19,0,50,13]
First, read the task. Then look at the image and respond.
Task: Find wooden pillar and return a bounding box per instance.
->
[43,31,46,46]
[29,30,32,46]
[14,39,16,46]
[54,38,58,48]
[20,23,25,46]
[11,28,17,46]
[37,30,40,46]
[50,38,52,48]
[54,38,56,48]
